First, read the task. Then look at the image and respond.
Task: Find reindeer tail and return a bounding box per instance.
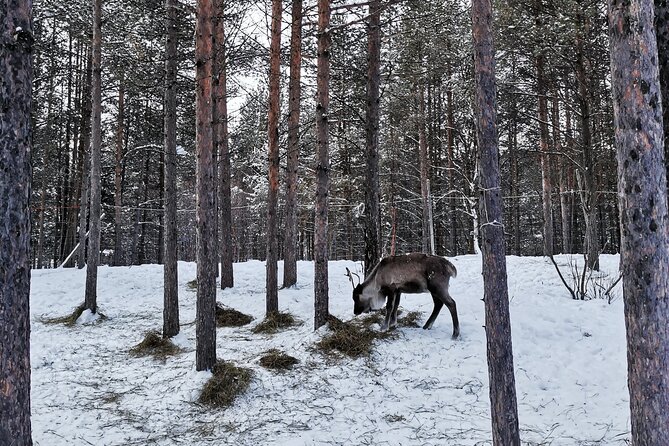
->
[445,259,457,279]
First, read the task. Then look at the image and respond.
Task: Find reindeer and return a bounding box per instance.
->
[346,253,459,338]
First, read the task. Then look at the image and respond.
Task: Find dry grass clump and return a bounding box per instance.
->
[259,349,299,370]
[252,311,300,334]
[398,310,423,328]
[41,304,107,327]
[199,361,253,408]
[216,303,253,327]
[186,279,198,290]
[129,331,181,359]
[315,315,396,359]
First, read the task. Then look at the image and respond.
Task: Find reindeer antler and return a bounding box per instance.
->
[345,267,361,288]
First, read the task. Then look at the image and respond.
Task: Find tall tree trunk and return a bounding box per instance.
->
[417,83,433,254]
[0,1,33,442]
[364,0,382,274]
[554,92,571,254]
[608,1,669,443]
[471,0,521,444]
[575,9,600,270]
[446,56,457,256]
[76,48,92,269]
[85,0,103,313]
[215,0,233,289]
[195,0,217,371]
[113,75,125,266]
[36,168,47,268]
[283,0,303,288]
[266,0,282,315]
[314,0,331,330]
[535,6,554,257]
[163,0,180,339]
[656,0,669,199]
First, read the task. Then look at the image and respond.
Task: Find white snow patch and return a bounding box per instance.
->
[76,309,100,325]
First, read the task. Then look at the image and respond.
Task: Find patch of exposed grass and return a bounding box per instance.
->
[216,304,253,327]
[384,413,406,423]
[199,360,253,408]
[251,311,300,334]
[40,304,107,327]
[398,310,423,328]
[315,315,396,359]
[129,331,181,359]
[259,349,299,370]
[186,279,198,290]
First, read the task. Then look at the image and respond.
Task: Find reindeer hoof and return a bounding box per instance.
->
[422,322,432,330]
[380,323,389,331]
[452,330,460,339]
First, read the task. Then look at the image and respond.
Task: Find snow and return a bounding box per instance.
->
[30,255,630,445]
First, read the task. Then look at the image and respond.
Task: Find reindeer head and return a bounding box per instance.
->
[346,268,367,314]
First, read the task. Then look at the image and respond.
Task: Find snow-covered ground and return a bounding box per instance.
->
[30,255,630,445]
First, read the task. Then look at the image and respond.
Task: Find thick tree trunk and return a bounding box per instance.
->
[163,0,180,339]
[195,0,217,371]
[283,0,302,288]
[364,0,382,274]
[214,0,233,289]
[534,6,554,257]
[113,76,125,266]
[471,0,521,444]
[608,1,669,443]
[314,0,331,330]
[656,1,669,198]
[85,0,103,313]
[0,2,33,442]
[266,0,282,314]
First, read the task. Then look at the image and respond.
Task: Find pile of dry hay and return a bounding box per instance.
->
[41,304,107,327]
[358,309,424,329]
[129,331,182,359]
[252,311,300,334]
[315,315,397,358]
[199,361,253,408]
[216,303,253,327]
[259,349,299,370]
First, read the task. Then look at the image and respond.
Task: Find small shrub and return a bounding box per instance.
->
[129,331,181,359]
[216,304,253,327]
[199,361,253,408]
[259,349,299,370]
[252,311,300,334]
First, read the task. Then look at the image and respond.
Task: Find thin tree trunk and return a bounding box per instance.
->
[471,0,521,444]
[314,0,331,330]
[417,83,433,254]
[283,0,303,288]
[364,0,382,274]
[36,169,47,268]
[446,57,457,256]
[76,48,92,269]
[195,0,217,371]
[113,75,125,266]
[215,0,233,289]
[266,0,282,315]
[163,0,180,339]
[85,0,103,313]
[554,92,571,254]
[608,1,669,443]
[0,2,33,442]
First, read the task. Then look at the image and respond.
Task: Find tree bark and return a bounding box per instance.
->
[364,0,382,274]
[266,0,282,315]
[471,0,521,444]
[113,75,125,266]
[656,0,669,199]
[283,0,303,289]
[417,83,433,254]
[554,92,572,254]
[85,0,103,313]
[0,1,33,441]
[163,0,180,339]
[608,1,669,443]
[214,0,233,289]
[76,49,92,269]
[314,0,331,330]
[195,0,217,371]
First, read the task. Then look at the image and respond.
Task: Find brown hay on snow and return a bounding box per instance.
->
[40,303,107,327]
[315,315,396,359]
[216,304,253,327]
[359,308,423,328]
[252,311,300,334]
[259,349,299,370]
[130,331,181,359]
[199,360,253,408]
[398,310,423,328]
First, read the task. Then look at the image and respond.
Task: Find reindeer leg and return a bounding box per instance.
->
[440,291,459,339]
[380,291,394,331]
[423,294,443,330]
[390,291,401,329]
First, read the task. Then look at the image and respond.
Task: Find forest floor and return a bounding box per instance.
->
[31,254,630,445]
